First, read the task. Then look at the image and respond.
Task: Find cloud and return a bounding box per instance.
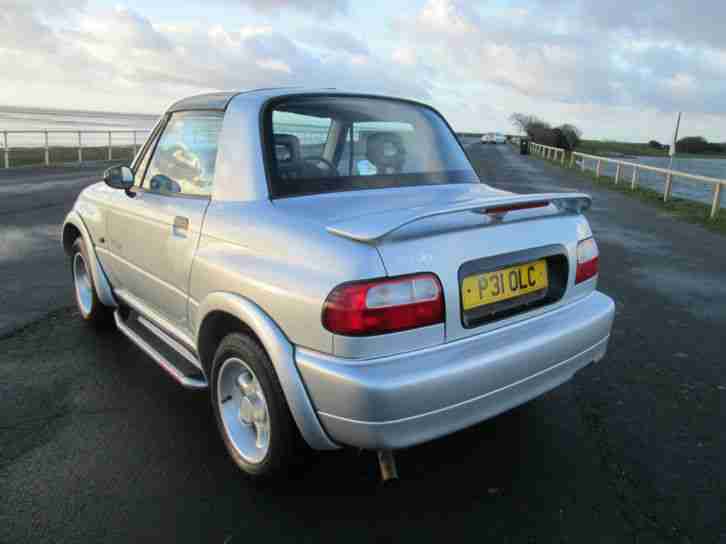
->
[1,0,725,140]
[0,4,427,114]
[393,0,726,117]
[225,0,349,16]
[551,0,726,52]
[297,27,369,57]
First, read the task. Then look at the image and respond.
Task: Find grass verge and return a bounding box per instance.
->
[576,140,726,160]
[576,140,668,157]
[535,155,726,236]
[1,146,135,168]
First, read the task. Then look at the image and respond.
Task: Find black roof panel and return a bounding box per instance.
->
[167,92,239,112]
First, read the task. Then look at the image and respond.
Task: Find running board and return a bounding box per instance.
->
[114,311,208,390]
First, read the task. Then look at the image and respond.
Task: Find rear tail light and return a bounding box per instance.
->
[575,238,599,283]
[322,273,444,336]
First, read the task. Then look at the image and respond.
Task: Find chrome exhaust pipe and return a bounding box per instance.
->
[377,450,398,483]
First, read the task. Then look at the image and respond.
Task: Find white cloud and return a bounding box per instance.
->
[0,3,428,115]
[389,0,726,137]
[222,0,349,16]
[0,0,725,140]
[297,27,369,57]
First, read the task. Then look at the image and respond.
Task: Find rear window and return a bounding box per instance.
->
[265,96,479,198]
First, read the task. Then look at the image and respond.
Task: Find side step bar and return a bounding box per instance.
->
[114,311,208,390]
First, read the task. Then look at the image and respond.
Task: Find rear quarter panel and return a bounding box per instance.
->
[189,200,387,353]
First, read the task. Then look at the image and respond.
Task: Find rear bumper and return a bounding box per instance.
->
[295,291,615,450]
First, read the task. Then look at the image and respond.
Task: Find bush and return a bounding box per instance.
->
[508,113,581,151]
[676,136,725,154]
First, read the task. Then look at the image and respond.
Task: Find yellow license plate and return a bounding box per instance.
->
[462,260,548,311]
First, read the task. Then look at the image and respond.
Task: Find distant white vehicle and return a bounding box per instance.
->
[481,133,506,144]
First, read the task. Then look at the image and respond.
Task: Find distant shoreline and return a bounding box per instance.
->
[577,140,726,160]
[0,104,159,119]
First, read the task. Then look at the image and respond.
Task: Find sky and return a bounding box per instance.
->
[1,0,725,141]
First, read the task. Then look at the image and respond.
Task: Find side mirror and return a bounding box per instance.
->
[103,166,134,190]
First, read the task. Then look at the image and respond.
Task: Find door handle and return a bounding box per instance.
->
[173,216,189,234]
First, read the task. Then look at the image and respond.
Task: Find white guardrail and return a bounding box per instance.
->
[529,142,567,164]
[528,141,725,219]
[1,129,151,168]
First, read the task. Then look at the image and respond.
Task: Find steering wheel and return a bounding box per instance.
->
[304,156,337,174]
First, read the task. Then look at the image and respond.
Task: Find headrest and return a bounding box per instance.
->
[365,132,406,174]
[274,133,301,163]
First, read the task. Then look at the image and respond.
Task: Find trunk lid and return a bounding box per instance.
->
[273,184,593,342]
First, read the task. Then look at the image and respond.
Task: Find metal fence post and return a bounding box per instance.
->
[631,167,639,189]
[561,150,565,165]
[78,131,83,164]
[44,130,50,166]
[596,159,602,178]
[710,184,722,219]
[108,131,112,161]
[581,157,586,171]
[570,153,575,168]
[615,163,621,184]
[664,171,673,202]
[3,131,8,169]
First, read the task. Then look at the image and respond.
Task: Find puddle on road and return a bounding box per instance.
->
[0,224,61,262]
[630,266,726,320]
[589,222,675,258]
[0,176,90,196]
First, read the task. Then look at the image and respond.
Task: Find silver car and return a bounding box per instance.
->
[62,89,614,480]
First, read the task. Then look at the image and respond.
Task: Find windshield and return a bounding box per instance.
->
[265,96,479,198]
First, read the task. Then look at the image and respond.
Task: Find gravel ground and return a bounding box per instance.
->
[0,145,723,543]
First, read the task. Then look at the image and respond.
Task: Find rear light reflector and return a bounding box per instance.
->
[322,273,444,336]
[485,201,550,215]
[575,238,599,283]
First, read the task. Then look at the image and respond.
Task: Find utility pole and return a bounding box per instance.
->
[664,112,681,202]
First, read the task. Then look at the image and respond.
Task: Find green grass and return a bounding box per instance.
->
[2,146,135,168]
[576,139,726,159]
[576,140,669,157]
[535,154,726,235]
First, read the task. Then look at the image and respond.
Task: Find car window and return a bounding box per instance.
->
[337,122,416,176]
[272,111,332,164]
[143,111,224,197]
[266,96,478,198]
[132,118,166,187]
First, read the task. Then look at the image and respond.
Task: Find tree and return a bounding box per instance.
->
[509,113,583,150]
[556,124,582,151]
[675,136,718,154]
[509,113,535,135]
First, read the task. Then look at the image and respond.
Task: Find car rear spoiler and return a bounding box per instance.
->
[326,193,591,243]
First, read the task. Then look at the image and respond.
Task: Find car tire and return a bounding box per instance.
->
[70,237,113,326]
[210,332,302,479]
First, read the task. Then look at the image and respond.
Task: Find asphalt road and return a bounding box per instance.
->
[1,145,724,543]
[0,164,108,336]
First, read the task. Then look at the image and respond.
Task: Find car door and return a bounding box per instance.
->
[105,110,224,332]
